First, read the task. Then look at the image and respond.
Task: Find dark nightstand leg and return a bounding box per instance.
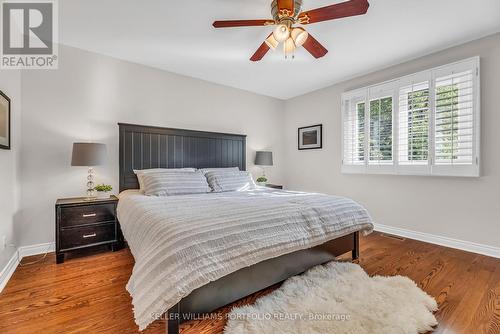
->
[111,241,124,252]
[56,253,65,264]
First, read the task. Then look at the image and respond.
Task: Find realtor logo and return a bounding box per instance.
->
[1,0,58,69]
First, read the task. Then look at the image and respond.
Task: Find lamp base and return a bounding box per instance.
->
[86,167,96,199]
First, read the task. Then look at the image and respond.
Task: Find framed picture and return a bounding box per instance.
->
[0,90,11,150]
[298,124,322,150]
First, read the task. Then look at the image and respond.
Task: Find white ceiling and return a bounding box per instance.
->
[60,0,500,100]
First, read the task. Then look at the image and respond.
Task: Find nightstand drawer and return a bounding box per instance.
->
[60,203,115,227]
[60,224,116,250]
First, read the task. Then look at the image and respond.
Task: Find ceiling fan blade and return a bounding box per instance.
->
[213,19,275,28]
[302,34,328,59]
[250,35,272,62]
[298,0,369,25]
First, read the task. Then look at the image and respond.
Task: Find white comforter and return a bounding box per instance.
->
[117,188,373,330]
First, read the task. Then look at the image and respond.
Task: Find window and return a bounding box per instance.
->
[434,70,474,165]
[369,96,393,164]
[356,102,365,164]
[398,81,430,166]
[342,57,480,177]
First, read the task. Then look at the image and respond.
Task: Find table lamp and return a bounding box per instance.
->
[71,143,106,200]
[255,151,273,179]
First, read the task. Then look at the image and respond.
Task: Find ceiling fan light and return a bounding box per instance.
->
[284,37,296,56]
[291,27,309,47]
[265,34,279,50]
[273,24,290,43]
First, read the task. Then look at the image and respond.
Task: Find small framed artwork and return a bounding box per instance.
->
[0,90,11,150]
[298,124,322,150]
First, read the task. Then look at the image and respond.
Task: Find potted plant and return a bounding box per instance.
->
[256,176,267,186]
[94,184,113,199]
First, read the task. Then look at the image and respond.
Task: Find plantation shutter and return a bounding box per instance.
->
[342,90,366,172]
[341,57,479,177]
[398,72,431,174]
[367,82,395,170]
[432,59,479,176]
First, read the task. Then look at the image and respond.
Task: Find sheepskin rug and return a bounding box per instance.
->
[224,262,438,334]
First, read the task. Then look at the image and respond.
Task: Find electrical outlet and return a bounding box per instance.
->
[1,236,6,250]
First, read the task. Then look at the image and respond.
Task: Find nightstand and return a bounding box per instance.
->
[55,195,124,264]
[266,184,283,190]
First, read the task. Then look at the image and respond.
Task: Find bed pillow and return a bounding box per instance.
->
[142,171,211,196]
[198,167,239,175]
[205,171,256,192]
[134,168,196,190]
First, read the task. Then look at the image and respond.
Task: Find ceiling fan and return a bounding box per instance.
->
[213,0,369,61]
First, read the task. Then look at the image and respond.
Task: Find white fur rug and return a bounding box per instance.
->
[224,262,438,334]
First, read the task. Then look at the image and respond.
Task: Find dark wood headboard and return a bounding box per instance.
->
[118,123,247,192]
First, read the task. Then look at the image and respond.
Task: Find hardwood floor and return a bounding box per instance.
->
[0,232,498,333]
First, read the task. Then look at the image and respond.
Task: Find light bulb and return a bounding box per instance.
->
[284,37,296,57]
[265,34,279,50]
[291,27,309,47]
[273,24,290,43]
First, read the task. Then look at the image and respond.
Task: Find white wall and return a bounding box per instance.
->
[284,33,500,248]
[18,45,285,247]
[0,70,21,269]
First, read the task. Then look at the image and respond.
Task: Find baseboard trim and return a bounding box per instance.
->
[374,223,500,259]
[0,251,20,292]
[0,242,55,293]
[18,242,55,258]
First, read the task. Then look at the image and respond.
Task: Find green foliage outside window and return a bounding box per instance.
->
[357,102,365,162]
[435,85,459,161]
[407,89,429,161]
[370,97,393,161]
[354,85,459,163]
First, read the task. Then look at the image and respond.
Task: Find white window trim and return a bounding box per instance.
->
[342,88,367,172]
[341,57,480,177]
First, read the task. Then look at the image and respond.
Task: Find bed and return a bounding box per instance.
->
[117,123,373,333]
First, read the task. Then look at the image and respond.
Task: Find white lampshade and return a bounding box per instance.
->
[273,24,290,43]
[291,27,309,47]
[265,34,279,50]
[284,37,296,56]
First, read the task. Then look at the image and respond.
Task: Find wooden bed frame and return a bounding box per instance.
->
[118,123,360,334]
